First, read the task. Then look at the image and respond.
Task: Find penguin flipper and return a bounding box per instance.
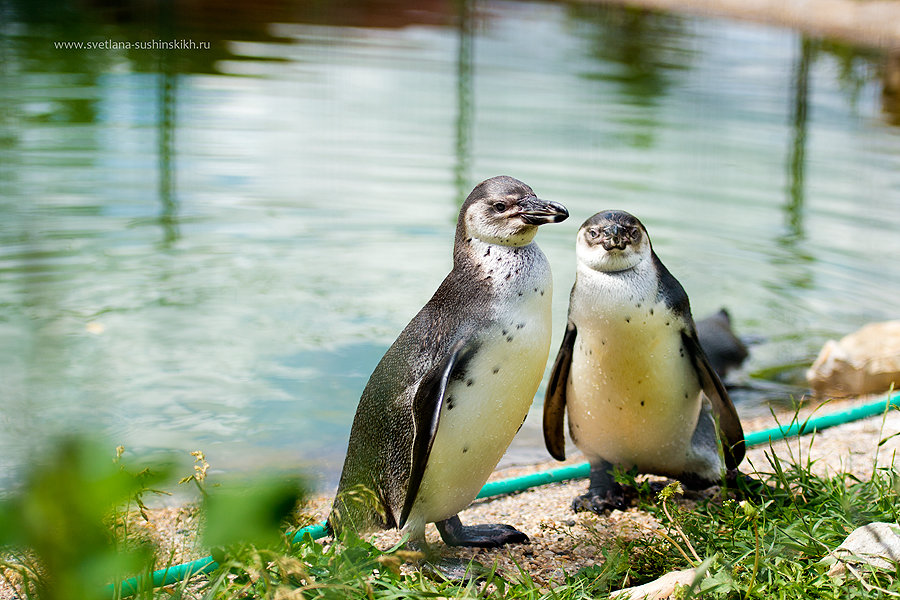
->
[681,330,746,469]
[399,336,477,529]
[543,321,577,461]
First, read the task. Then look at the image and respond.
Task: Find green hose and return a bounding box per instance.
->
[116,391,900,596]
[115,558,217,597]
[744,394,900,446]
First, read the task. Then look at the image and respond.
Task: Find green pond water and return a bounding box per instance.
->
[2,0,899,492]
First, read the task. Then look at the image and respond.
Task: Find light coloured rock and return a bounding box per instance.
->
[826,522,900,577]
[806,321,900,397]
[610,568,697,599]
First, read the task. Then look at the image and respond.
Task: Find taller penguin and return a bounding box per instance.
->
[331,176,568,547]
[543,210,745,513]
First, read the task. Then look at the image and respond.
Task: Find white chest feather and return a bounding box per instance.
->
[408,242,553,527]
[566,262,703,474]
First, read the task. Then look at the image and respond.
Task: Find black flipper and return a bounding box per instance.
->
[399,337,476,529]
[681,330,746,469]
[543,321,577,461]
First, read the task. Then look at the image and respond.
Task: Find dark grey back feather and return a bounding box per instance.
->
[330,264,492,535]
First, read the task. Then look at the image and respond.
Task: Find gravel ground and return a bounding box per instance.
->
[2,394,899,598]
[297,394,900,588]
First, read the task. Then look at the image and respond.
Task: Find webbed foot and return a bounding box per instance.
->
[435,514,529,547]
[421,556,494,582]
[408,533,502,582]
[573,460,627,513]
[572,489,627,514]
[726,468,772,497]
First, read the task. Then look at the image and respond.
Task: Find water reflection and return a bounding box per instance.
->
[2,0,899,491]
[453,0,475,204]
[766,36,815,303]
[153,0,179,247]
[884,51,900,125]
[157,69,179,246]
[568,5,694,150]
[784,37,811,243]
[571,4,692,101]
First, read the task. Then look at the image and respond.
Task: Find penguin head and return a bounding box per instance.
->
[459,176,568,247]
[577,210,652,272]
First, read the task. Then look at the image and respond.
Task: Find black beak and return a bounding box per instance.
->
[517,196,569,225]
[600,224,629,251]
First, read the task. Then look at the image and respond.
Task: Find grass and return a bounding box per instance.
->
[3,423,900,599]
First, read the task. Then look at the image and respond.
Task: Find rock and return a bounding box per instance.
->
[806,321,900,397]
[825,522,900,577]
[610,568,697,599]
[696,309,749,379]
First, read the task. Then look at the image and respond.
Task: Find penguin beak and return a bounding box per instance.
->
[516,196,569,225]
[600,224,630,251]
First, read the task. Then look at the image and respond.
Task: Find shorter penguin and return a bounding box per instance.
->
[331,176,568,546]
[543,210,745,513]
[696,308,749,379]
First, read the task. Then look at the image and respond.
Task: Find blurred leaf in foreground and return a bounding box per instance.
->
[0,436,173,600]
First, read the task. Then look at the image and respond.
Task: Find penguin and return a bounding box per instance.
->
[695,308,749,380]
[542,210,745,513]
[331,176,568,547]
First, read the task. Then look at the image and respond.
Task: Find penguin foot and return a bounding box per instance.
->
[726,469,773,498]
[435,515,529,548]
[404,540,490,582]
[576,461,629,513]
[421,556,494,582]
[572,490,627,514]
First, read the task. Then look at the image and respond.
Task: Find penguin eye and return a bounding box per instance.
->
[588,229,599,239]
[492,202,506,213]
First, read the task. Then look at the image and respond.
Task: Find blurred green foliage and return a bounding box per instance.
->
[0,437,172,599]
[0,436,307,599]
[203,477,305,550]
